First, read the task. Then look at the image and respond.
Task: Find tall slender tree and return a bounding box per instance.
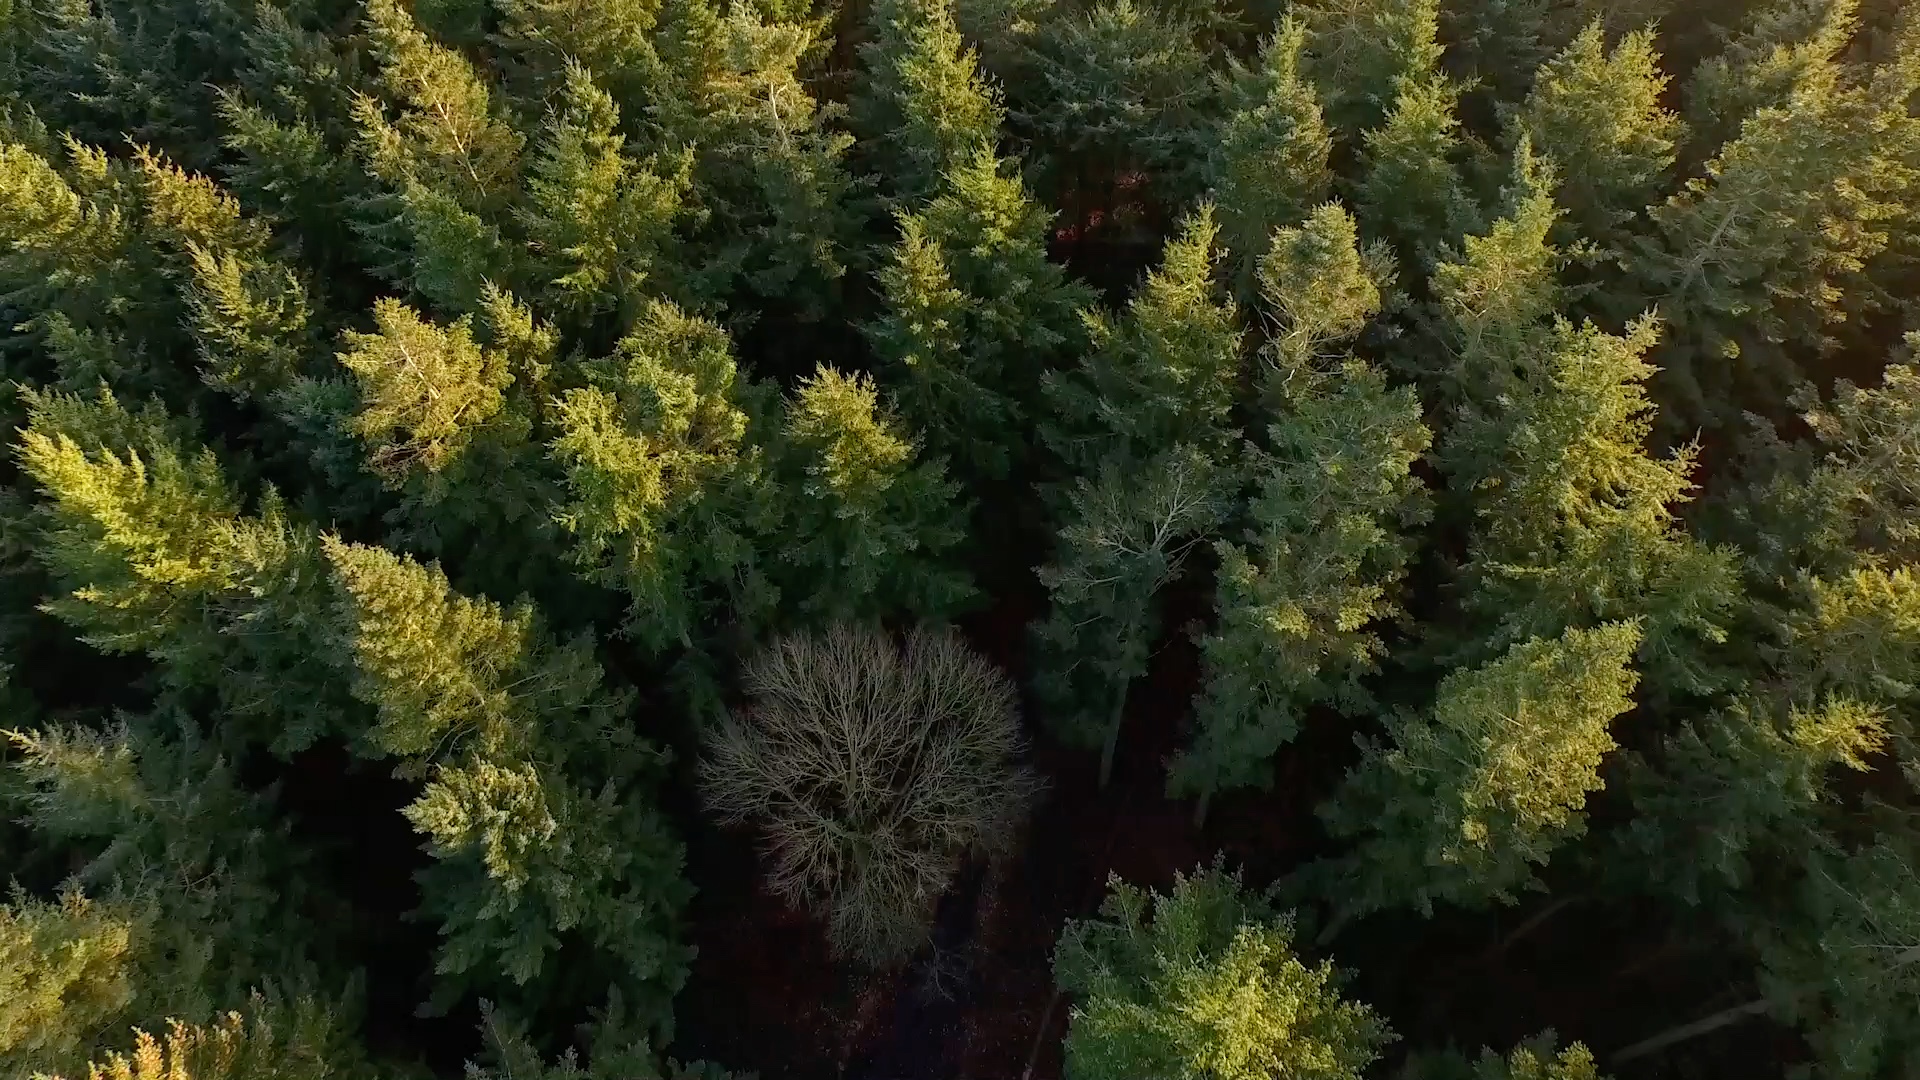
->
[1313,622,1644,925]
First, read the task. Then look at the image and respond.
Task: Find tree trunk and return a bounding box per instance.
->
[1314,905,1354,948]
[1097,684,1127,788]
[1192,786,1212,829]
[1611,998,1770,1063]
[1482,894,1582,961]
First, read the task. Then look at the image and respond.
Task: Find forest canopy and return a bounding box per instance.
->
[1,0,1920,1078]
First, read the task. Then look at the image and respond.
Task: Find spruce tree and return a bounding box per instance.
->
[516,62,693,325]
[1352,72,1476,273]
[549,298,779,651]
[15,387,350,756]
[1012,0,1215,221]
[1054,862,1393,1080]
[36,997,371,1080]
[351,0,526,313]
[1314,622,1644,923]
[1032,210,1240,783]
[771,367,975,625]
[324,538,690,1026]
[1507,22,1680,259]
[851,0,1004,207]
[1403,1033,1607,1080]
[1039,205,1241,480]
[643,0,859,318]
[1204,19,1335,301]
[1628,11,1920,430]
[1172,362,1430,823]
[865,148,1092,490]
[1297,0,1443,143]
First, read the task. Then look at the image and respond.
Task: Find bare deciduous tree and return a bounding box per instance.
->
[701,623,1042,965]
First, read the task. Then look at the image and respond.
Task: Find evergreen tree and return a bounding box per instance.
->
[517,63,693,326]
[1353,72,1475,273]
[1507,22,1680,259]
[851,0,1004,207]
[37,997,370,1080]
[1172,360,1430,823]
[324,539,689,1025]
[1251,202,1392,384]
[1683,0,1860,163]
[1039,205,1241,480]
[1297,0,1443,142]
[1402,1032,1607,1080]
[771,367,975,624]
[1,715,343,1079]
[1012,0,1215,222]
[865,148,1093,490]
[549,298,779,652]
[351,0,526,314]
[1203,19,1335,301]
[16,387,350,756]
[1031,210,1239,783]
[1054,862,1393,1080]
[1627,11,1920,430]
[644,0,859,318]
[1314,622,1643,923]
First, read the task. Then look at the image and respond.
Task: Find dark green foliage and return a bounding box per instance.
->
[7,0,1920,1074]
[1204,19,1335,300]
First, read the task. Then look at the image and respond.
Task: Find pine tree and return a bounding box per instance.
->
[1172,360,1430,823]
[1352,72,1476,273]
[1054,862,1393,1080]
[15,387,351,756]
[1204,19,1335,301]
[2,716,344,1079]
[1627,12,1920,430]
[1426,137,1561,410]
[335,298,516,481]
[549,298,779,651]
[464,996,743,1080]
[1028,209,1240,781]
[1297,0,1443,142]
[1507,22,1680,258]
[1612,690,1888,908]
[324,538,690,1025]
[1430,159,1739,695]
[1314,622,1644,923]
[851,0,1004,207]
[1032,446,1227,785]
[1,888,147,1077]
[492,0,666,113]
[865,148,1093,489]
[772,367,975,625]
[1039,205,1241,480]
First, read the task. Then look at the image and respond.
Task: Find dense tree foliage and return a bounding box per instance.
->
[3,0,1920,1076]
